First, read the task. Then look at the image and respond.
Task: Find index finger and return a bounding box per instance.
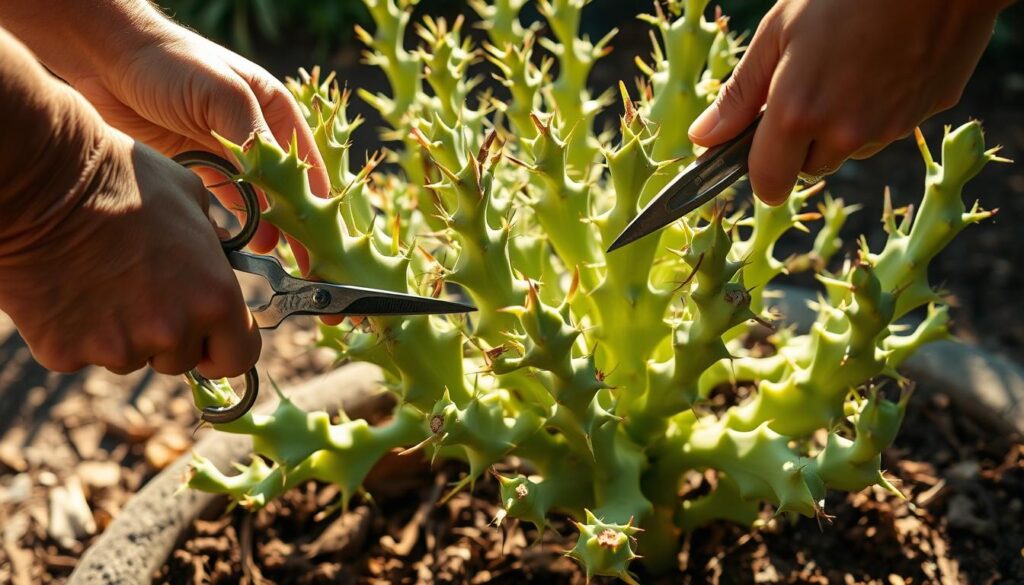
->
[249,78,331,198]
[747,58,814,205]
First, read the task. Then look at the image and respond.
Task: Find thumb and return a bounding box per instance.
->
[689,17,780,147]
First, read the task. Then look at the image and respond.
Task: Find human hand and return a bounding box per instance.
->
[688,0,1009,205]
[0,126,262,378]
[66,20,330,259]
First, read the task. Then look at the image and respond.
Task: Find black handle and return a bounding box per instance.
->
[173,151,260,253]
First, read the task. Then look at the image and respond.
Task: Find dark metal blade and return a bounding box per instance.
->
[227,249,475,328]
[606,113,762,252]
[330,285,477,316]
[606,162,706,252]
[250,282,475,329]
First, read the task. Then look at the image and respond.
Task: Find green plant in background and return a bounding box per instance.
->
[159,0,282,55]
[185,0,1006,580]
[158,0,370,56]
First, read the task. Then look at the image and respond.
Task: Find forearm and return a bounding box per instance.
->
[0,0,172,83]
[0,25,109,258]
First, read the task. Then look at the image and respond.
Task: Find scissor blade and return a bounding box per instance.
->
[250,282,476,329]
[605,162,709,252]
[606,113,761,253]
[327,284,477,316]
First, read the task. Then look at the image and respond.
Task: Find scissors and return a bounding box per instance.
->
[606,113,763,252]
[173,151,476,424]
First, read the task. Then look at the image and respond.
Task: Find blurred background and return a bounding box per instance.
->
[154,0,1023,68]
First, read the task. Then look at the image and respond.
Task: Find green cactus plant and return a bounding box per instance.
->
[185,0,1008,580]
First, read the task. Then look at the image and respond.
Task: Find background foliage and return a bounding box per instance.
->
[157,0,1024,64]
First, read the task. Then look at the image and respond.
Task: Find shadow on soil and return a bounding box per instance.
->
[0,329,85,444]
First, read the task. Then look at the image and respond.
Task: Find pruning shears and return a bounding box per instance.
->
[173,151,475,424]
[607,113,763,252]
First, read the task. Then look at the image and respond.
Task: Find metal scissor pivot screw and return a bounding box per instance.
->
[311,288,331,309]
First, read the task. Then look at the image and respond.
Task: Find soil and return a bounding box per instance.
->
[2,6,1024,585]
[0,311,338,585]
[148,383,1023,585]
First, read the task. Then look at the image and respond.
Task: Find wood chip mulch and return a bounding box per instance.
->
[0,313,336,585]
[151,390,1024,585]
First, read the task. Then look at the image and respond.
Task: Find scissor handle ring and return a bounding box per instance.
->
[173,151,260,253]
[187,367,259,423]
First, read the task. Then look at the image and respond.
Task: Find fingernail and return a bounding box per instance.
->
[759,193,788,207]
[689,106,721,141]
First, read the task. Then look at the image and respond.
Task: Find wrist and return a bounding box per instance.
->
[0,83,112,262]
[85,3,181,80]
[0,1,178,82]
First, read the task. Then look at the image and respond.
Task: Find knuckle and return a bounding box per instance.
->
[224,78,257,107]
[36,351,83,374]
[50,361,83,374]
[150,353,196,376]
[717,72,748,109]
[776,102,818,136]
[157,364,188,376]
[185,172,211,208]
[194,295,233,325]
[192,281,241,324]
[106,364,143,376]
[753,7,782,41]
[79,329,144,372]
[94,341,134,371]
[263,81,291,108]
[749,161,794,200]
[825,123,867,155]
[851,143,886,160]
[221,81,265,131]
[138,318,183,354]
[29,336,55,364]
[243,65,277,93]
